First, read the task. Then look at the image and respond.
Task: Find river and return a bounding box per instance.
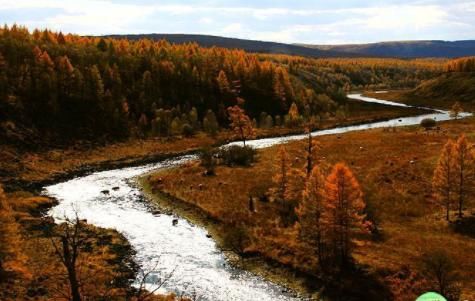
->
[43,93,471,301]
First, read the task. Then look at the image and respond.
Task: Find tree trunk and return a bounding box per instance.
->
[306,133,312,176]
[458,172,464,218]
[62,237,81,301]
[446,190,450,222]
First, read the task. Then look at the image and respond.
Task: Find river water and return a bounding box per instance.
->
[44,94,471,301]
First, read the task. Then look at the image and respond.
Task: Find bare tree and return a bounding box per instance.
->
[135,261,175,301]
[50,213,87,301]
[421,249,461,301]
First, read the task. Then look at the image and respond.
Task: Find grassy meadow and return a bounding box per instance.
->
[146,116,475,300]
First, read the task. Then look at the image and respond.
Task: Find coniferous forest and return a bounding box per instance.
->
[0,25,444,147]
[1,21,475,301]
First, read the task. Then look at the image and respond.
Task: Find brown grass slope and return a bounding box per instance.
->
[147,117,475,300]
[410,72,475,108]
[365,73,475,111]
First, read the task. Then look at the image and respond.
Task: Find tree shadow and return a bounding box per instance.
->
[316,265,392,301]
[451,215,475,238]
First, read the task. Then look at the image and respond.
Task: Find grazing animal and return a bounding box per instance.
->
[101,190,110,195]
[172,219,178,226]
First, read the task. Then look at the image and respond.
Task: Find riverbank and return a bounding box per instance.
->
[1,98,425,193]
[364,79,475,112]
[144,115,475,300]
[0,94,430,301]
[0,189,139,300]
[139,177,318,300]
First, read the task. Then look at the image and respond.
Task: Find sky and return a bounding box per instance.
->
[1,0,475,44]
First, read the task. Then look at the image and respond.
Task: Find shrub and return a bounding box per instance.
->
[182,123,194,137]
[420,118,436,130]
[420,249,461,301]
[199,147,217,176]
[218,145,256,167]
[223,226,249,254]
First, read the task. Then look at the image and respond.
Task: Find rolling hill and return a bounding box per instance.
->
[409,72,475,108]
[103,34,475,58]
[300,40,475,58]
[102,34,352,58]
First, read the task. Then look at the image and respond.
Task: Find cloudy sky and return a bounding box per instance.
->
[1,0,475,44]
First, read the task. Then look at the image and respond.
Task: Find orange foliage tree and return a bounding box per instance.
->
[296,166,326,264]
[270,146,291,203]
[446,56,475,72]
[269,146,301,225]
[227,103,255,146]
[322,163,369,267]
[432,139,456,221]
[453,135,474,218]
[450,102,463,119]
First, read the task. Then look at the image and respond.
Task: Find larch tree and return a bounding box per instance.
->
[217,70,231,94]
[284,168,306,203]
[453,135,474,218]
[296,166,326,264]
[304,129,321,176]
[227,104,254,146]
[270,146,303,226]
[450,102,463,119]
[270,146,291,203]
[432,139,456,221]
[322,163,369,268]
[283,102,303,128]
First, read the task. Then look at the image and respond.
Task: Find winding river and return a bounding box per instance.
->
[44,94,471,301]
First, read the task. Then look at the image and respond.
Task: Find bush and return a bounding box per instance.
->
[420,118,436,130]
[223,226,249,254]
[218,145,257,167]
[182,123,194,137]
[199,147,217,176]
[420,249,461,301]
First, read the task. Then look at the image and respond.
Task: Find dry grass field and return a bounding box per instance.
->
[0,99,421,190]
[148,116,475,300]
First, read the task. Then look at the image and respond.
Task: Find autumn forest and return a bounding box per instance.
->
[1,21,475,301]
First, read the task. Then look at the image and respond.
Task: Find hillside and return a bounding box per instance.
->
[300,40,475,58]
[411,73,475,107]
[102,33,353,58]
[366,72,475,111]
[104,35,475,58]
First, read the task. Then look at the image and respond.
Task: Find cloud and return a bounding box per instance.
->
[222,23,243,34]
[199,17,214,25]
[1,0,475,43]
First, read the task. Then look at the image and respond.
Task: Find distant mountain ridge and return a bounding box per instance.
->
[102,34,354,58]
[299,40,475,58]
[102,34,475,58]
